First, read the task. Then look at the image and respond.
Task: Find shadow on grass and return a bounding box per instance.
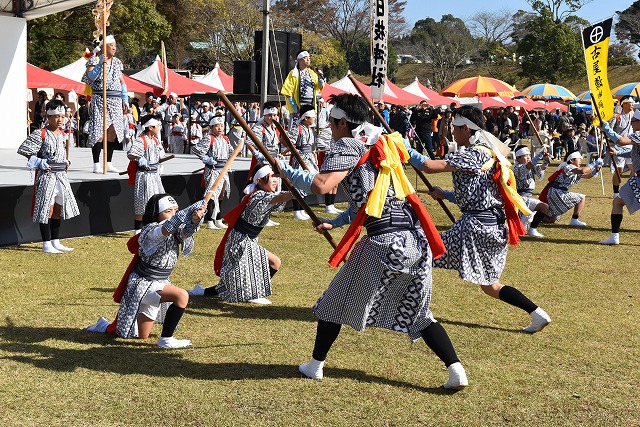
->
[187,298,316,322]
[0,245,40,252]
[437,317,518,333]
[0,322,449,394]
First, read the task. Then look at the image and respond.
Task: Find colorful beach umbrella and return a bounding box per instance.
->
[575,91,592,103]
[611,82,640,100]
[520,84,577,101]
[440,76,520,98]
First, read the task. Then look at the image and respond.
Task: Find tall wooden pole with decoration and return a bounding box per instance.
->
[91,0,113,174]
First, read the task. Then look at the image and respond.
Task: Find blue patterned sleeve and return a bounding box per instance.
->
[320,138,363,173]
[444,146,489,173]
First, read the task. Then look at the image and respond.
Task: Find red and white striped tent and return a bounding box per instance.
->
[194,62,233,93]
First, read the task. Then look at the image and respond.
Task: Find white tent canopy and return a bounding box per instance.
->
[52,54,87,82]
[193,62,226,92]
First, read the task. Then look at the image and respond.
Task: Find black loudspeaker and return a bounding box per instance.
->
[254,31,303,95]
[233,60,257,94]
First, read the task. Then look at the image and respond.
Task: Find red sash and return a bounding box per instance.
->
[492,166,526,246]
[127,136,157,186]
[106,234,140,335]
[213,194,252,276]
[327,139,445,267]
[539,168,565,204]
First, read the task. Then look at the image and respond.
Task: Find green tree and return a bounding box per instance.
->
[526,0,594,22]
[516,10,583,84]
[616,1,640,56]
[27,0,170,70]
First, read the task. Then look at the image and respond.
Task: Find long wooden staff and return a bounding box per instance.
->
[217,91,337,249]
[118,154,175,175]
[192,166,205,174]
[204,140,244,203]
[273,120,309,171]
[346,73,456,223]
[591,94,622,182]
[523,109,546,152]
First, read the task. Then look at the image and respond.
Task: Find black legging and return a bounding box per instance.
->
[92,141,117,163]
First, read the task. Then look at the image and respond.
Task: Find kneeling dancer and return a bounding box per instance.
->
[405,105,552,333]
[278,93,468,389]
[189,165,294,305]
[87,194,205,348]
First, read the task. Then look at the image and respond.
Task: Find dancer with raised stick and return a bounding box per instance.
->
[84,0,126,174]
[273,92,468,389]
[403,104,552,333]
[217,92,338,250]
[346,73,456,224]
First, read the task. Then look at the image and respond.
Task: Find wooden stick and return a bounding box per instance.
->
[273,120,309,171]
[204,140,244,204]
[591,94,622,182]
[346,72,456,223]
[192,167,205,174]
[118,154,175,175]
[101,1,108,175]
[217,91,338,250]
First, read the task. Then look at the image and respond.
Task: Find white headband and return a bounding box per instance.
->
[330,106,361,124]
[567,151,582,162]
[47,106,66,116]
[143,118,161,128]
[210,115,225,126]
[297,51,310,60]
[244,165,273,194]
[452,114,481,131]
[169,92,177,98]
[300,110,317,120]
[263,107,279,116]
[157,196,178,213]
[515,147,531,157]
[103,35,115,45]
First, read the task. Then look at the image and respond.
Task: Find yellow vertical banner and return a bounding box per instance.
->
[582,18,614,126]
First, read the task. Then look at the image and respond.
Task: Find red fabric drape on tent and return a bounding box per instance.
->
[27,63,86,93]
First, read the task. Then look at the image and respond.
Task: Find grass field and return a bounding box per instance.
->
[1,166,639,426]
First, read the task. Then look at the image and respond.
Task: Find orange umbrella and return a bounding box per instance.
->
[440,76,520,98]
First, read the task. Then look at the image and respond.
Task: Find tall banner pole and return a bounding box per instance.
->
[370,0,388,101]
[92,0,113,174]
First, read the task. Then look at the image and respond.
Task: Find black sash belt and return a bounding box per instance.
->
[297,146,313,154]
[49,162,67,172]
[234,217,263,238]
[463,208,505,226]
[133,260,172,281]
[364,203,417,236]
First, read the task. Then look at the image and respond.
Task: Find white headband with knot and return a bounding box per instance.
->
[567,151,582,162]
[143,118,161,128]
[47,106,66,116]
[209,115,225,126]
[263,107,279,116]
[297,51,310,60]
[329,106,361,124]
[244,165,273,194]
[157,196,178,213]
[452,114,481,131]
[300,110,317,120]
[103,35,115,45]
[515,147,531,157]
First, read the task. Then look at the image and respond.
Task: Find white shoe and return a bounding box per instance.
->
[207,220,220,230]
[42,241,62,254]
[569,218,587,227]
[106,162,121,173]
[248,297,272,305]
[299,358,324,380]
[325,205,341,215]
[520,213,533,231]
[214,220,228,229]
[598,233,620,245]
[92,163,101,174]
[293,210,309,220]
[300,211,310,219]
[523,307,552,333]
[157,336,192,349]
[188,283,205,296]
[443,362,468,390]
[527,228,544,238]
[134,229,141,235]
[614,193,620,199]
[51,239,73,252]
[266,219,279,227]
[86,317,109,333]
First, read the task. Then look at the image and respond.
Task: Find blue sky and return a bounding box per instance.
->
[402,0,635,29]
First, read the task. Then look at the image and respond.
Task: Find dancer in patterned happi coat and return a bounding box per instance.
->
[192,114,234,230]
[405,105,552,334]
[513,144,552,238]
[82,34,127,174]
[599,114,640,245]
[188,164,294,305]
[127,114,166,234]
[86,194,206,348]
[540,150,602,227]
[18,99,80,253]
[288,105,320,220]
[277,93,468,390]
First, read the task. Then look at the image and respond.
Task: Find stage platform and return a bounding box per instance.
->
[0,147,330,247]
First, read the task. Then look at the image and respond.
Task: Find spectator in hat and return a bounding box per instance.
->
[281,50,325,117]
[373,101,390,128]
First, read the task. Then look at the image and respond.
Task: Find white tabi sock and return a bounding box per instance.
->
[299,358,325,380]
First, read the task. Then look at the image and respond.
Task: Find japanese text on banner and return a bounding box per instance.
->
[581,18,614,125]
[370,0,388,101]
